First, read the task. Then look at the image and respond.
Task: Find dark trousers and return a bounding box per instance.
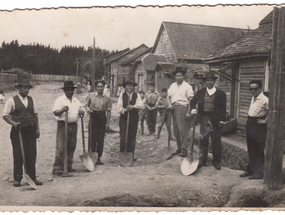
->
[157,109,171,129]
[53,121,77,171]
[146,104,157,133]
[246,117,267,176]
[89,112,107,158]
[199,115,221,166]
[119,112,139,153]
[173,105,189,152]
[10,126,37,182]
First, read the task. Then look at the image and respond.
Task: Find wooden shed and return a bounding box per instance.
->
[204,11,272,136]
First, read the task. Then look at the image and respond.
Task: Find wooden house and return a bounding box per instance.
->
[203,11,272,136]
[109,44,149,95]
[151,21,248,83]
[131,53,168,93]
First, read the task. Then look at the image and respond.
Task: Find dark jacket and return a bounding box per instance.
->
[190,88,226,123]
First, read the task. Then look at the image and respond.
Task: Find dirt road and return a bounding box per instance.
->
[0,82,247,208]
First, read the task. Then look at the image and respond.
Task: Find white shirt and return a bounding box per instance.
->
[248,92,268,117]
[3,94,38,116]
[53,95,83,123]
[168,81,194,106]
[117,92,143,114]
[206,87,217,96]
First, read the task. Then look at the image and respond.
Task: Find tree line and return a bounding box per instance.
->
[0,40,114,80]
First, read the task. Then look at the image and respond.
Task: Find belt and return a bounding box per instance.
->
[173,102,187,106]
[91,110,106,114]
[58,120,77,124]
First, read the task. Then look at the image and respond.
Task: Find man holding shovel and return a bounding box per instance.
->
[117,80,143,162]
[85,80,112,165]
[52,81,84,175]
[3,74,43,187]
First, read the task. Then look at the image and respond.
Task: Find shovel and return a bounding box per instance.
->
[62,111,69,177]
[79,116,94,171]
[18,128,38,190]
[181,114,199,176]
[88,114,98,165]
[119,111,133,167]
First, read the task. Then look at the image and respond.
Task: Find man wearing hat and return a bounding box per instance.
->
[167,67,194,157]
[86,80,112,165]
[190,71,226,170]
[117,79,143,160]
[52,81,84,175]
[3,75,43,187]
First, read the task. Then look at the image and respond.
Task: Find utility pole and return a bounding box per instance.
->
[264,7,285,190]
[91,37,96,92]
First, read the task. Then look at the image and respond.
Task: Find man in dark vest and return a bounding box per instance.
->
[3,75,43,187]
[117,80,143,159]
[190,71,226,170]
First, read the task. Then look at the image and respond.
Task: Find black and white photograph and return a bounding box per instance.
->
[0,1,285,212]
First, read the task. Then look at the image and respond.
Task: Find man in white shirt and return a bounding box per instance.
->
[52,81,84,175]
[117,80,142,160]
[3,75,42,187]
[167,67,194,157]
[239,80,268,179]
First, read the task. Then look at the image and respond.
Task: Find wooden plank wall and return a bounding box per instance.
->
[0,73,18,83]
[236,58,266,136]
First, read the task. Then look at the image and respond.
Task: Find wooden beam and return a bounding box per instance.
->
[264,7,285,190]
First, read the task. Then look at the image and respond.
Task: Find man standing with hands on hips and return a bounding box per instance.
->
[190,71,226,170]
[167,67,194,157]
[239,80,268,179]
[52,81,84,175]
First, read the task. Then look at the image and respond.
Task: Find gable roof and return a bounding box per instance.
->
[121,47,152,66]
[152,22,247,61]
[204,11,272,62]
[111,44,149,63]
[141,53,168,71]
[103,48,130,64]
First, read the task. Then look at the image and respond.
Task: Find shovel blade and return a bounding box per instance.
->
[80,153,95,171]
[119,152,133,167]
[161,146,175,160]
[89,151,98,165]
[23,172,38,190]
[181,157,199,176]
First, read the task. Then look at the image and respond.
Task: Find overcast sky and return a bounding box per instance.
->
[0,4,275,51]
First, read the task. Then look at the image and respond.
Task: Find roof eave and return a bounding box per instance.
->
[203,53,269,64]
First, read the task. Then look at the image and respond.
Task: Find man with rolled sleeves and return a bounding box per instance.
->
[117,80,143,160]
[239,80,268,179]
[52,81,84,175]
[86,80,112,165]
[3,75,42,187]
[167,67,194,157]
[190,71,226,170]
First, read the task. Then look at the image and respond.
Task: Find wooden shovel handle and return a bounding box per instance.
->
[63,111,68,176]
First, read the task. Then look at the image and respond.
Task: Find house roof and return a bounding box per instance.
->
[111,44,149,63]
[152,21,247,60]
[121,47,152,66]
[141,53,168,71]
[103,48,130,64]
[204,11,272,62]
[156,62,173,75]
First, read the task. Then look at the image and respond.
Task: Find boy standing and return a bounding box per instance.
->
[155,88,172,139]
[144,82,159,136]
[138,91,147,135]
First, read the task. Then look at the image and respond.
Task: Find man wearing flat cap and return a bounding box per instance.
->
[52,81,84,175]
[167,67,194,157]
[3,74,43,187]
[85,80,112,165]
[190,71,226,170]
[117,79,143,160]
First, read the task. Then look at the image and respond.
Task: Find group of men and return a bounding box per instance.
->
[2,66,268,187]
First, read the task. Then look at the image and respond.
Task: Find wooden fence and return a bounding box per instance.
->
[0,73,81,83]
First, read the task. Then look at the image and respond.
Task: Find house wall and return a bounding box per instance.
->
[156,68,175,93]
[134,63,147,92]
[154,29,177,63]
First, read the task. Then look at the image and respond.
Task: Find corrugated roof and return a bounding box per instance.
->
[121,47,152,66]
[153,22,247,60]
[141,54,168,71]
[111,44,149,63]
[104,48,130,64]
[205,11,272,61]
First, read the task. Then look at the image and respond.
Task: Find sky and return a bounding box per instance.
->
[0,2,278,52]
